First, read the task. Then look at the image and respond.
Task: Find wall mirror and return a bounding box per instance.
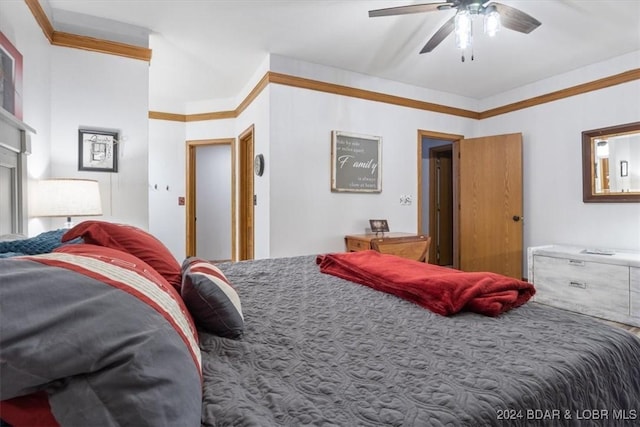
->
[582,121,640,202]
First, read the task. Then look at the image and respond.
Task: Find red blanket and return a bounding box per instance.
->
[316,250,535,316]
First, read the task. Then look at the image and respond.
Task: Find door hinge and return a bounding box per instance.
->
[253,194,257,206]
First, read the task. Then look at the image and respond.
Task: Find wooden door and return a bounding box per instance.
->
[428,146,453,265]
[600,158,610,190]
[238,125,255,261]
[455,133,523,279]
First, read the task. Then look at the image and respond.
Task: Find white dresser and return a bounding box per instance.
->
[528,245,640,327]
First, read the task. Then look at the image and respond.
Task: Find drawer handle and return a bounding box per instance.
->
[569,281,587,289]
[568,259,585,267]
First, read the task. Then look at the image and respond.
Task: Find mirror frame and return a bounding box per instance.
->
[582,121,640,203]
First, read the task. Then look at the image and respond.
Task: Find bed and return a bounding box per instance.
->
[2,222,640,427]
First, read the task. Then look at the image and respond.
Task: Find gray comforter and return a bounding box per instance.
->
[200,255,640,426]
[0,250,202,427]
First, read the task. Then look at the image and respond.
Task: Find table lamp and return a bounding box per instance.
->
[31,178,103,228]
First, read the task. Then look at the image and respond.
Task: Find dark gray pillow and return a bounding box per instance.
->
[181,257,244,339]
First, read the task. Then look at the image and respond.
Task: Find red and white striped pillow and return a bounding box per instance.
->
[181,257,244,339]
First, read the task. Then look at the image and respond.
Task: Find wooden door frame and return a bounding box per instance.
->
[417,130,463,265]
[185,138,236,258]
[238,125,255,261]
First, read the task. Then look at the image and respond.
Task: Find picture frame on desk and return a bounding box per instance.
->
[369,219,389,233]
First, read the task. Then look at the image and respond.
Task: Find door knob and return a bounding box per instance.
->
[512,215,523,222]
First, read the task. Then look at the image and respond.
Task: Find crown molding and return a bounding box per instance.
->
[267,72,479,119]
[149,67,640,123]
[148,111,187,121]
[479,68,640,119]
[25,0,152,62]
[52,31,152,61]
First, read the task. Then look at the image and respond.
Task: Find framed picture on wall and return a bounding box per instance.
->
[0,31,23,120]
[331,131,382,193]
[621,160,628,177]
[78,129,119,172]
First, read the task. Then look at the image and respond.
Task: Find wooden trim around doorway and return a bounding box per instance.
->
[185,138,236,258]
[416,130,463,267]
[237,125,255,261]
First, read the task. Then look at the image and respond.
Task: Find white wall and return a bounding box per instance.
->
[236,87,271,259]
[1,1,150,234]
[268,84,474,257]
[148,118,186,257]
[149,55,272,261]
[48,47,150,230]
[148,117,236,261]
[476,79,640,252]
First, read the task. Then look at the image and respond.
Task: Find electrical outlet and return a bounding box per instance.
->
[400,195,412,205]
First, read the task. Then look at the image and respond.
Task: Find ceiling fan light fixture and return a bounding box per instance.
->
[454,9,473,50]
[484,6,501,37]
[368,1,541,59]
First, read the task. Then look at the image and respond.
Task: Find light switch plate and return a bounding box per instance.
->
[400,195,412,205]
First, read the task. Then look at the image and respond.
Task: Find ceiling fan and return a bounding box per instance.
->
[369,0,541,57]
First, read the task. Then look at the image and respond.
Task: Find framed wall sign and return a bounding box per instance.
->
[78,129,119,172]
[331,131,381,193]
[0,31,23,120]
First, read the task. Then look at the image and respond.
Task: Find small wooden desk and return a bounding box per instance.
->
[344,232,431,262]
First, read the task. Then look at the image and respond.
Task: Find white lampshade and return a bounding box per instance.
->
[31,179,103,227]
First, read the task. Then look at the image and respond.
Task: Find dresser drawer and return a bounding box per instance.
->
[533,255,629,317]
[346,238,370,252]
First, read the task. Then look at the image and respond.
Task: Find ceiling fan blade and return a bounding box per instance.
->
[489,2,541,34]
[420,16,455,53]
[369,2,452,18]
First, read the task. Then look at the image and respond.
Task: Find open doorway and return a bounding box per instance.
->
[417,130,462,266]
[185,138,235,260]
[418,130,524,277]
[428,145,453,266]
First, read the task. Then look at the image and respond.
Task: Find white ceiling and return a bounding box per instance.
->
[46,0,640,108]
